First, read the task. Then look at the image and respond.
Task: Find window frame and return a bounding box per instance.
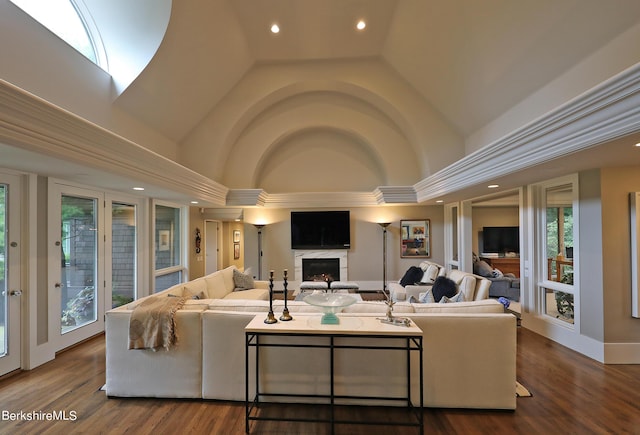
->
[534,174,580,330]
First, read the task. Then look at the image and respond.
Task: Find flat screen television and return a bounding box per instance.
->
[482,226,519,254]
[291,211,351,249]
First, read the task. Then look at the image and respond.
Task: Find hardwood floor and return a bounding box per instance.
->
[1,327,639,434]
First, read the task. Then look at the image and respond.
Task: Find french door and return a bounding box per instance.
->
[48,183,104,351]
[0,173,21,376]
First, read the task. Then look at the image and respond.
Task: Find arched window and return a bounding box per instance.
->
[10,0,106,69]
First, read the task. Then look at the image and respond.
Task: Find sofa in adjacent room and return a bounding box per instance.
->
[473,258,521,302]
[105,266,518,410]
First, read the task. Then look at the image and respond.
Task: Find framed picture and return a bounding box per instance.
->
[233,230,241,243]
[400,219,430,258]
[158,230,170,251]
[233,243,240,259]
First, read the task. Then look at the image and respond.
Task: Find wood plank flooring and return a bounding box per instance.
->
[1,327,639,434]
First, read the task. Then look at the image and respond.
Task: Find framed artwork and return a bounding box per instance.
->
[158,230,170,251]
[234,243,240,259]
[400,219,430,258]
[233,230,241,243]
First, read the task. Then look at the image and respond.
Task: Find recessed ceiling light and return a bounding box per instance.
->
[635,142,640,147]
[190,201,199,204]
[132,187,145,191]
[488,184,499,189]
[356,20,366,30]
[270,23,280,34]
[436,200,444,203]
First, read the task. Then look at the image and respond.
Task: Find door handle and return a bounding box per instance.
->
[54,283,62,288]
[10,290,22,296]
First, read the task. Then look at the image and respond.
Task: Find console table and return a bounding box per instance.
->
[245,314,423,434]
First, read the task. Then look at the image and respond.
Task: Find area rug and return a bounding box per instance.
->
[516,381,532,397]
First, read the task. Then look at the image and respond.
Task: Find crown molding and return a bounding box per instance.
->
[373,186,417,204]
[226,189,268,206]
[263,191,379,208]
[414,62,640,202]
[0,79,228,205]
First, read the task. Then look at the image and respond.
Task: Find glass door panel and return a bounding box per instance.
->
[61,195,98,334]
[0,185,6,357]
[0,174,22,376]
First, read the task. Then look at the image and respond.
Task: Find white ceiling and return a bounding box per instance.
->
[3,0,640,206]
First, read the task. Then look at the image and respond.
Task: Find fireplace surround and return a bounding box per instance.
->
[294,250,348,282]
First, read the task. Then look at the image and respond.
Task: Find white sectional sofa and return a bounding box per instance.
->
[105,266,517,410]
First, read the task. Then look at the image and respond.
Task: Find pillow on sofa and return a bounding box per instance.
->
[431,276,458,302]
[399,266,424,287]
[418,289,435,303]
[473,260,494,278]
[233,268,255,291]
[439,291,466,303]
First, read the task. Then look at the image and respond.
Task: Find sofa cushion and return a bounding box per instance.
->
[431,276,458,302]
[220,266,237,293]
[448,270,477,301]
[411,299,504,313]
[223,289,269,300]
[342,301,415,314]
[204,272,229,299]
[183,278,208,299]
[232,268,255,290]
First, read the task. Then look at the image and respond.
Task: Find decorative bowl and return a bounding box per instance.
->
[303,293,357,324]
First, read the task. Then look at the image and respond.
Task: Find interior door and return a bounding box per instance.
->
[205,220,219,274]
[0,173,21,376]
[48,183,104,351]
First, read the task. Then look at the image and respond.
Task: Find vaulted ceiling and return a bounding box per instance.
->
[2,0,640,206]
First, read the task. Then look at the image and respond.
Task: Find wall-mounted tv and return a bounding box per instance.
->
[291,211,351,250]
[482,226,519,254]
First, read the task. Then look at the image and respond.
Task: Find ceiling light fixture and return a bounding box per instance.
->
[270,23,280,34]
[132,187,145,191]
[488,184,499,189]
[356,20,366,30]
[190,201,199,204]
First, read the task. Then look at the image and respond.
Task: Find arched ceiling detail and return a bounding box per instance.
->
[252,127,388,193]
[178,60,463,185]
[219,88,421,190]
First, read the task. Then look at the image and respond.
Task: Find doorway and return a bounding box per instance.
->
[205,220,220,275]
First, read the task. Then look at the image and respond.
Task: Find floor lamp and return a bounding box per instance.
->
[254,224,265,280]
[378,222,391,294]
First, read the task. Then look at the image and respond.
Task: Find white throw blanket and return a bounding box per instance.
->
[128,296,186,351]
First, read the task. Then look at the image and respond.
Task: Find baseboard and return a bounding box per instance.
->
[604,342,640,364]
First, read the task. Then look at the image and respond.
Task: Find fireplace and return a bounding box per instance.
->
[302,258,340,282]
[294,250,348,283]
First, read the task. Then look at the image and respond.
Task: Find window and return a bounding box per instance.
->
[537,177,578,326]
[154,203,186,292]
[10,0,105,68]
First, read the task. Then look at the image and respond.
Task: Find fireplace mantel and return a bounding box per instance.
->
[294,250,348,282]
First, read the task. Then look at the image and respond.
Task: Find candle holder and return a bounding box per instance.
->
[280,269,292,321]
[264,271,277,324]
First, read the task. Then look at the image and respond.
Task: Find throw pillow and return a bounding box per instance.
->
[233,268,255,291]
[473,260,494,278]
[399,266,424,287]
[431,276,458,302]
[418,289,436,303]
[439,291,466,303]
